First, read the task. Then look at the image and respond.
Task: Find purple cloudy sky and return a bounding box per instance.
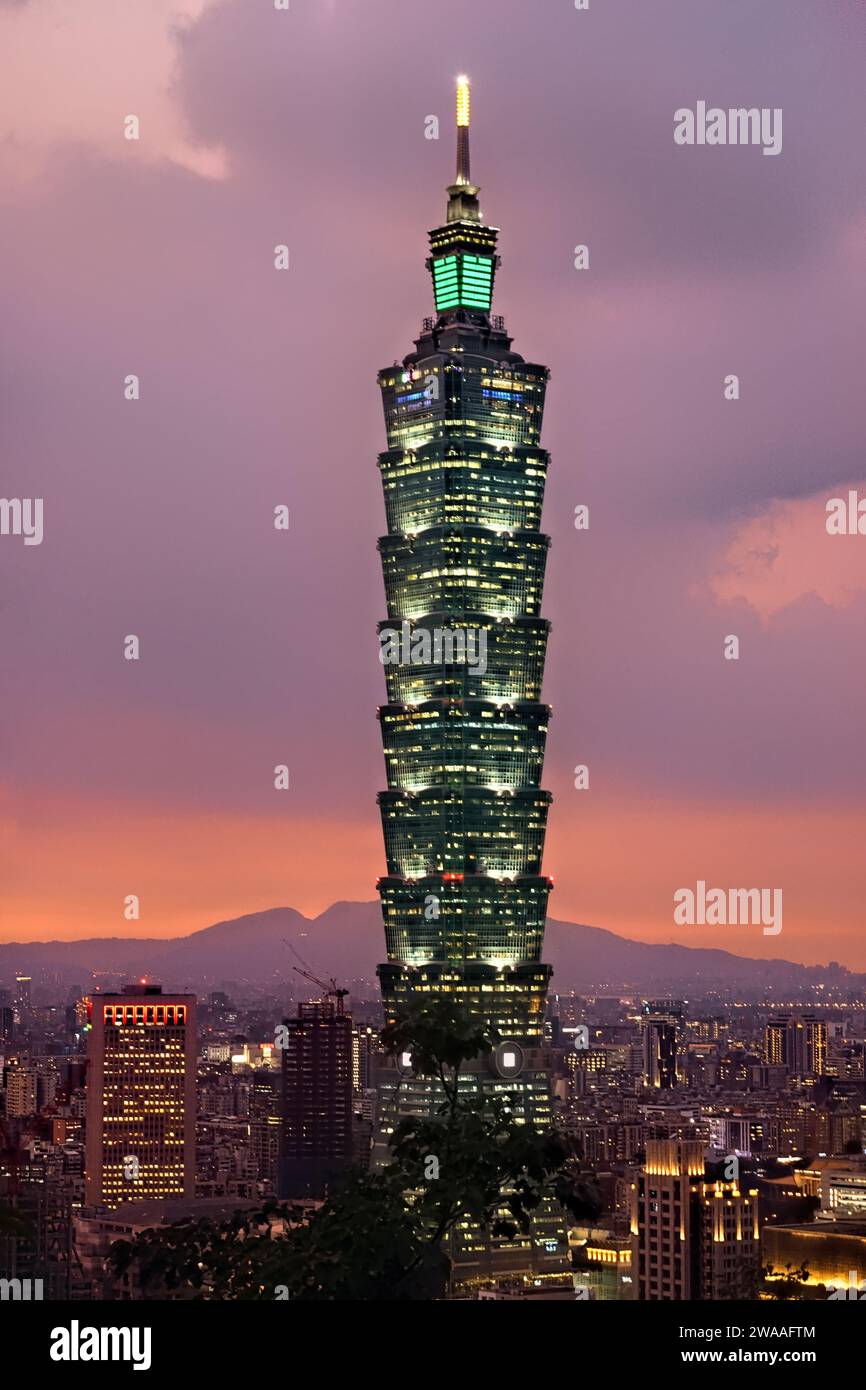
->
[1,0,865,964]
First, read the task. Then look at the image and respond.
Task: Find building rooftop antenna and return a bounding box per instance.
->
[447,74,481,223]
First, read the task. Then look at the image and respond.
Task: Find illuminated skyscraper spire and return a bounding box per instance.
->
[447,73,481,224]
[455,74,471,184]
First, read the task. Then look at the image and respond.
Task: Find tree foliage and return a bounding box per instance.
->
[109,1002,601,1300]
[760,1262,812,1299]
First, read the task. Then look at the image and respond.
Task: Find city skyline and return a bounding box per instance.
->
[3,0,865,970]
[2,1,865,1325]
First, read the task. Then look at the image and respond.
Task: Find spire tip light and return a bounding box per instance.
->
[456,74,470,128]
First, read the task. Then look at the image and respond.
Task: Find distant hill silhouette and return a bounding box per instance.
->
[0,903,861,1000]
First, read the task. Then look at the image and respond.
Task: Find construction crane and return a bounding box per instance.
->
[282,939,348,1014]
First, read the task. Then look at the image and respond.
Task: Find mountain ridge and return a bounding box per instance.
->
[0,903,861,998]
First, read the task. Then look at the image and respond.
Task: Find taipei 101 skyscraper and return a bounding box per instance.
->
[373,83,562,1252]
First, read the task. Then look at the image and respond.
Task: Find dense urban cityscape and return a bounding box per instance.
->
[2,967,866,1301]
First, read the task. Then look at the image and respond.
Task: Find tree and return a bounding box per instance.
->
[110,1002,601,1299]
[761,1261,812,1299]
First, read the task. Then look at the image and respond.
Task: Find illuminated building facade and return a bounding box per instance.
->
[84,985,196,1209]
[642,1013,681,1090]
[250,1069,281,1192]
[572,1236,635,1301]
[765,1012,828,1076]
[763,1223,866,1294]
[373,77,566,1285]
[352,1024,380,1092]
[14,974,32,1025]
[641,1000,685,1090]
[631,1140,760,1300]
[375,75,554,1050]
[5,1067,38,1117]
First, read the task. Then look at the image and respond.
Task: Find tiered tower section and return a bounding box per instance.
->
[376,78,554,1048]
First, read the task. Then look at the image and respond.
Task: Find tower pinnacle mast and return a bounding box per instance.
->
[447,73,481,223]
[455,74,471,184]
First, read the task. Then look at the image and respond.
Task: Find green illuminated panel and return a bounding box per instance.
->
[462,254,493,309]
[433,255,459,310]
[433,253,494,312]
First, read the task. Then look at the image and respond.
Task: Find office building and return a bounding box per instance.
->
[84,985,196,1208]
[631,1139,760,1299]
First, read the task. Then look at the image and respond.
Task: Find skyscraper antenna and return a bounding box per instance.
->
[446,75,480,222]
[455,74,471,185]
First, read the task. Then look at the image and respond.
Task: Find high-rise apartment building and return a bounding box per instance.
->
[13,975,32,1026]
[278,998,353,1198]
[631,1140,760,1300]
[249,1068,281,1192]
[641,1004,682,1090]
[84,985,196,1209]
[765,1013,827,1076]
[5,1066,38,1117]
[351,1024,380,1093]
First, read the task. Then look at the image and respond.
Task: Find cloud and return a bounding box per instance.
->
[708,488,866,620]
[0,0,227,191]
